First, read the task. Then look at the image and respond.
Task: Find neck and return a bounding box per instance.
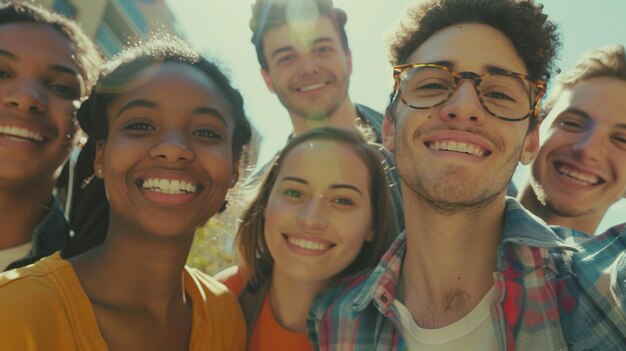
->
[269,268,328,333]
[401,187,504,328]
[70,223,195,318]
[0,179,55,249]
[290,98,360,137]
[518,182,600,235]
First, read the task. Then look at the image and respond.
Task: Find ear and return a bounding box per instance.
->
[382,111,396,151]
[520,128,540,165]
[261,68,275,93]
[94,140,106,179]
[346,48,353,75]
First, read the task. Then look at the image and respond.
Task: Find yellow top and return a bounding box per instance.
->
[0,253,245,350]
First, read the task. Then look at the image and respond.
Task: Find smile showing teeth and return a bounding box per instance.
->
[0,125,44,142]
[298,82,326,92]
[557,164,600,185]
[142,178,197,194]
[287,236,331,251]
[429,140,485,156]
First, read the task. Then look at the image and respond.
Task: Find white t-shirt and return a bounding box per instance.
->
[0,241,32,271]
[394,286,498,350]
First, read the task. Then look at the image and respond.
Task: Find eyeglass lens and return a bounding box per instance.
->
[399,66,535,119]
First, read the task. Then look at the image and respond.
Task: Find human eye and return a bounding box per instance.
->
[332,196,354,207]
[485,91,515,101]
[611,134,626,150]
[283,188,303,199]
[416,81,450,91]
[482,75,529,104]
[314,44,335,56]
[276,53,296,66]
[0,69,10,79]
[557,117,585,131]
[124,120,154,133]
[49,83,79,99]
[193,128,222,140]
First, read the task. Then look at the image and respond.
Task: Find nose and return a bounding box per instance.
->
[571,128,603,163]
[296,196,328,231]
[299,56,321,76]
[2,80,47,113]
[438,80,486,125]
[149,131,194,163]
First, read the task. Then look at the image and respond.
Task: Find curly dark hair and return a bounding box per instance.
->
[389,0,560,83]
[249,0,348,71]
[541,44,626,119]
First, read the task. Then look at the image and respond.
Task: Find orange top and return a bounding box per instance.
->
[217,266,314,351]
[0,253,246,350]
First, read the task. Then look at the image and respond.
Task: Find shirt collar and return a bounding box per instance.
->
[351,197,578,313]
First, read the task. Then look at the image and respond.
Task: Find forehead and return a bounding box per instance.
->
[279,139,369,185]
[262,15,341,54]
[0,22,79,68]
[548,76,626,126]
[407,23,527,74]
[108,62,232,118]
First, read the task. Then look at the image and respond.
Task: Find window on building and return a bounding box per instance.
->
[53,0,77,18]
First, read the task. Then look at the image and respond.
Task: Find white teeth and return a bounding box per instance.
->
[557,164,600,185]
[0,125,44,142]
[142,178,197,194]
[299,82,326,92]
[287,237,330,251]
[429,140,485,156]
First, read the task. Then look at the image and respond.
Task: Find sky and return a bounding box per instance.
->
[165,0,625,233]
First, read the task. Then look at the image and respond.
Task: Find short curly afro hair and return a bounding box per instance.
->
[389,0,560,82]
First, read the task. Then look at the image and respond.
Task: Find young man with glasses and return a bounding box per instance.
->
[307,0,626,349]
[518,44,626,236]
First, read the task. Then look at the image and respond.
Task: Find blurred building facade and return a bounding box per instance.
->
[32,0,184,56]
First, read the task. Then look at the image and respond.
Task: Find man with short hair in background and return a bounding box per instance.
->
[518,44,626,237]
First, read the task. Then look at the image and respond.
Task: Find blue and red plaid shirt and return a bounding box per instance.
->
[308,198,626,350]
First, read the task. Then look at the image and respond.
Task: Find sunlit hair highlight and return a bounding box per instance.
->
[541,44,626,119]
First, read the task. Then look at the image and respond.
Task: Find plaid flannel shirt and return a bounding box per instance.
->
[308,198,626,350]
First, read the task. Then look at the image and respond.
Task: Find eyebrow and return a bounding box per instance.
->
[431,60,526,75]
[270,37,336,60]
[0,48,82,78]
[270,46,294,60]
[561,107,591,120]
[0,48,17,60]
[194,107,227,126]
[116,99,227,125]
[280,176,364,196]
[116,99,157,117]
[563,107,626,130]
